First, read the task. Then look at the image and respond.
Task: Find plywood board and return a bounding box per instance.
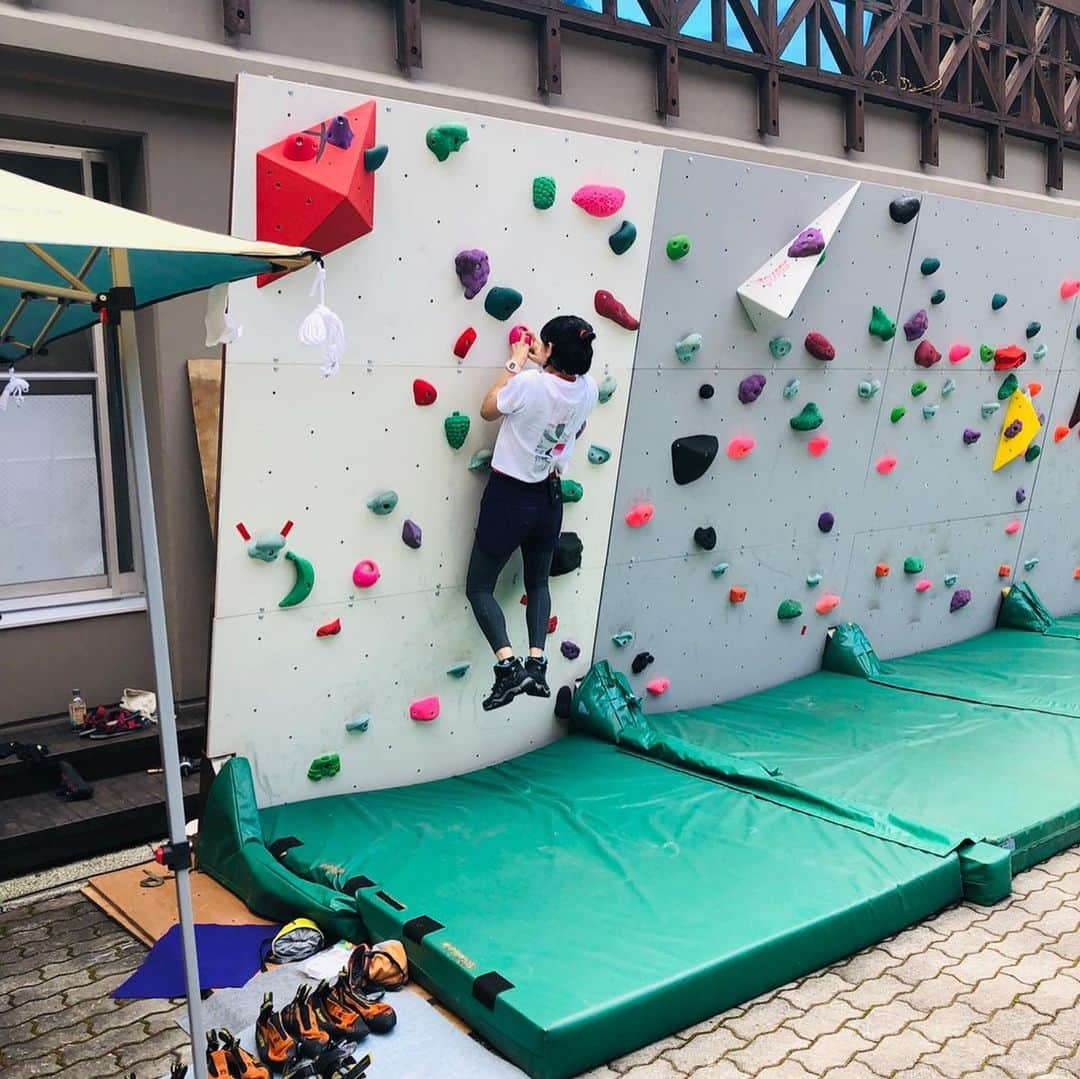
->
[187,358,223,535]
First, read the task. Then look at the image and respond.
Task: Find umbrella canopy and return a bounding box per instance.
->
[0,167,316,362]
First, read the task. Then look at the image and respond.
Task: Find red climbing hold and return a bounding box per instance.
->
[1061,280,1080,299]
[413,378,438,406]
[409,696,440,722]
[282,132,319,162]
[875,455,898,475]
[548,615,559,634]
[625,503,655,528]
[1054,425,1070,443]
[729,587,748,604]
[804,333,835,361]
[994,345,1027,371]
[875,563,890,578]
[316,618,342,638]
[594,289,640,331]
[727,437,756,459]
[807,435,830,458]
[453,328,477,359]
[998,564,1012,578]
[1028,381,1043,397]
[914,340,941,368]
[646,677,671,696]
[235,522,252,541]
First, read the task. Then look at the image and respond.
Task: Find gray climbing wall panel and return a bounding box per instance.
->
[595,150,1080,711]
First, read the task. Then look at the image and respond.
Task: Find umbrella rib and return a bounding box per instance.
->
[25,243,98,296]
[0,275,98,303]
[26,248,102,354]
[0,296,30,341]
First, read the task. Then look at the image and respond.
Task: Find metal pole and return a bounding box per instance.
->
[107,249,208,1079]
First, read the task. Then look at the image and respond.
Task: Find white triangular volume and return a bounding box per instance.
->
[737,182,861,331]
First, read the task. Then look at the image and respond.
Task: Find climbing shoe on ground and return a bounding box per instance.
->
[220,1029,270,1079]
[56,761,93,801]
[347,940,408,994]
[523,656,551,698]
[256,991,297,1068]
[482,658,534,711]
[315,1046,371,1079]
[310,978,369,1041]
[280,984,330,1057]
[281,1059,320,1079]
[328,973,397,1034]
[206,1031,232,1079]
[0,740,49,764]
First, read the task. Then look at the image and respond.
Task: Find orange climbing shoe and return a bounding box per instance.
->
[220,1029,270,1079]
[206,1030,232,1079]
[314,1045,372,1079]
[310,978,369,1041]
[327,973,397,1034]
[255,991,298,1069]
[280,984,330,1057]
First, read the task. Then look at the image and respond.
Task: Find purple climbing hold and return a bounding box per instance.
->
[962,428,982,445]
[402,519,423,549]
[788,227,825,259]
[1015,487,1027,504]
[560,640,581,660]
[949,588,972,613]
[818,511,835,534]
[327,115,354,150]
[903,309,929,342]
[1004,419,1023,440]
[738,374,767,404]
[454,249,490,300]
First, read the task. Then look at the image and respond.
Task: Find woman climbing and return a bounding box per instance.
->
[467,315,599,711]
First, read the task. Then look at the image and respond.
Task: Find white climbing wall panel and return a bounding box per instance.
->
[208,75,662,806]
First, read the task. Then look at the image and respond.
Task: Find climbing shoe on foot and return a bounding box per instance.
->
[329,973,397,1034]
[523,656,551,698]
[309,978,369,1041]
[482,658,534,711]
[280,984,330,1057]
[256,991,297,1068]
[220,1029,270,1079]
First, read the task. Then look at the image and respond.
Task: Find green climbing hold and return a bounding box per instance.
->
[588,444,612,464]
[426,123,469,162]
[777,599,803,622]
[903,556,924,574]
[806,573,822,588]
[468,449,493,472]
[308,753,341,782]
[366,490,399,516]
[891,406,906,423]
[608,220,637,255]
[484,287,523,321]
[930,289,946,305]
[790,402,824,431]
[666,234,691,260]
[1025,321,1041,339]
[611,631,634,647]
[560,479,584,503]
[981,403,1000,418]
[943,574,958,587]
[444,411,471,449]
[1025,443,1041,462]
[868,306,897,341]
[922,404,939,419]
[911,380,928,397]
[446,662,471,679]
[345,716,370,734]
[980,344,995,363]
[991,293,1008,310]
[769,336,792,360]
[1033,344,1047,360]
[532,175,556,210]
[920,257,941,276]
[1023,558,1039,571]
[710,562,730,578]
[598,375,618,404]
[998,372,1019,400]
[675,333,703,363]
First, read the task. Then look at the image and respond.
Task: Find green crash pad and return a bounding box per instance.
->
[998,582,1080,640]
[199,740,959,1079]
[571,661,1080,888]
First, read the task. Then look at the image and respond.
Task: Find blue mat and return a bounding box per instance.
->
[113,922,280,999]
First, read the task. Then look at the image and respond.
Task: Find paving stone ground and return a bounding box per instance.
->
[4,849,1080,1077]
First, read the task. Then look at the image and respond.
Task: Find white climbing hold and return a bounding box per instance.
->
[783,379,800,399]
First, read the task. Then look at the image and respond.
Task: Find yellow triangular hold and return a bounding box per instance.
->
[992,389,1042,471]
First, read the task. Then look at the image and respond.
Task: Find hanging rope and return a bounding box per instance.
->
[298,261,346,377]
[0,367,30,411]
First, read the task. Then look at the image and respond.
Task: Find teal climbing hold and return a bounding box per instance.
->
[1025,443,1041,462]
[666,234,691,260]
[891,406,906,423]
[532,175,556,210]
[710,562,730,578]
[446,662,471,679]
[941,379,957,396]
[484,287,523,321]
[979,344,995,363]
[1023,558,1039,571]
[769,336,792,360]
[363,145,389,172]
[675,333,703,363]
[991,293,1008,310]
[366,490,399,516]
[806,573,823,588]
[981,402,1001,418]
[922,404,939,419]
[868,307,897,341]
[345,715,371,733]
[777,599,803,621]
[560,479,584,503]
[911,380,928,397]
[612,631,634,647]
[598,375,618,403]
[998,372,1019,400]
[608,220,637,255]
[858,380,882,400]
[1025,321,1041,339]
[445,411,471,449]
[790,402,824,431]
[920,257,941,275]
[468,449,493,472]
[783,379,800,399]
[426,123,469,161]
[931,289,946,305]
[904,556,924,574]
[588,444,612,464]
[1033,344,1047,360]
[943,574,958,587]
[248,534,286,563]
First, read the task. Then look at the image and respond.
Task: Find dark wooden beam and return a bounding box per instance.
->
[845,87,866,150]
[223,0,252,35]
[538,13,562,96]
[395,0,423,69]
[658,42,681,116]
[759,67,781,135]
[987,124,1006,177]
[920,107,940,165]
[1048,138,1065,188]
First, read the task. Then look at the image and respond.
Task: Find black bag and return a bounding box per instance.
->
[550,532,583,577]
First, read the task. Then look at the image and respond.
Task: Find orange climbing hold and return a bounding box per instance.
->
[727,437,756,459]
[409,696,440,722]
[998,564,1012,578]
[875,455,898,475]
[729,587,748,604]
[807,435,830,457]
[646,677,671,696]
[1027,381,1042,397]
[1074,567,1080,579]
[625,503,655,528]
[1055,425,1070,442]
[815,593,841,615]
[875,563,890,578]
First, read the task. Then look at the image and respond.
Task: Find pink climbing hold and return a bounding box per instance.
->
[646,677,671,697]
[1005,521,1022,535]
[948,344,971,364]
[409,696,440,722]
[815,593,841,615]
[508,324,533,346]
[352,559,380,588]
[807,435,830,457]
[875,455,898,475]
[727,436,756,459]
[915,579,933,593]
[571,184,626,217]
[1061,280,1080,300]
[625,503,655,528]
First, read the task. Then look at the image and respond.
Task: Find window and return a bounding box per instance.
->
[0,141,142,618]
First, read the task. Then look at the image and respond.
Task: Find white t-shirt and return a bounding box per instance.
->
[492,368,599,482]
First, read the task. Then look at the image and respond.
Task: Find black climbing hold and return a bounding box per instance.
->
[699,384,715,400]
[671,434,720,486]
[889,196,921,224]
[550,532,583,577]
[554,685,573,720]
[632,651,655,675]
[693,526,717,551]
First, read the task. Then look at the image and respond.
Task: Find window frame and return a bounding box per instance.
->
[0,138,144,616]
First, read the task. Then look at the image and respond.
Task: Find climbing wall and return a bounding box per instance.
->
[208,75,662,806]
[594,152,1080,709]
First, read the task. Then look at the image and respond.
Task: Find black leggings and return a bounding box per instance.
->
[466,471,563,654]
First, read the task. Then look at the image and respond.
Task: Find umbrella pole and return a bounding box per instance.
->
[105,255,208,1079]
